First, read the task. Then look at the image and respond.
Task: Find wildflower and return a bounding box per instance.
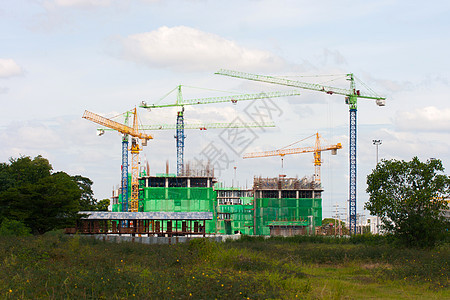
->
[9,289,12,293]
[221,284,224,287]
[189,293,192,296]
[192,276,195,279]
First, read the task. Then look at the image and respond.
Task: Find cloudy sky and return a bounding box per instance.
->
[1,0,449,219]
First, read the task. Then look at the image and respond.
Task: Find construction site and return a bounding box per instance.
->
[73,69,386,238]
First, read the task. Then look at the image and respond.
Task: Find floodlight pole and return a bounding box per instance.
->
[372,140,382,165]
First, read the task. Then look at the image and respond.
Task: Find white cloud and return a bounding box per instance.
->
[50,0,115,8]
[395,106,450,132]
[0,59,23,78]
[119,26,286,72]
[318,49,347,66]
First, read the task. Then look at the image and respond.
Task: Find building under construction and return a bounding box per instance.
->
[108,170,322,237]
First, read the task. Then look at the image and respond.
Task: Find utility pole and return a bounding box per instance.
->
[333,203,339,237]
[372,140,382,165]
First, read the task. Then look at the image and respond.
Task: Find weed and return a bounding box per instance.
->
[0,235,448,299]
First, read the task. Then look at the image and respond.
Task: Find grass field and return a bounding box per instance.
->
[0,233,448,299]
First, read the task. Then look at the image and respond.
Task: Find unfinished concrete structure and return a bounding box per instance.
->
[99,172,323,237]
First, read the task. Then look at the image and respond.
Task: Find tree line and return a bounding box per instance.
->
[0,155,109,235]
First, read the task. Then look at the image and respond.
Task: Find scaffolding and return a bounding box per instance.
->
[253,176,321,190]
[110,173,323,237]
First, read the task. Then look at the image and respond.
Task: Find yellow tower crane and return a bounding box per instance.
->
[243,132,342,184]
[82,108,153,212]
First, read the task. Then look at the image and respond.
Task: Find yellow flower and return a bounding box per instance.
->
[189,293,192,296]
[9,290,12,293]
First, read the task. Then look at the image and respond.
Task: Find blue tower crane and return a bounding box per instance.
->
[215,69,386,234]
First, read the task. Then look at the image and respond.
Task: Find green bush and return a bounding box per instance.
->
[0,218,31,236]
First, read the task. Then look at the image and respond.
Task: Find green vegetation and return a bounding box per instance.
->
[0,219,31,237]
[366,157,450,247]
[1,234,448,299]
[0,155,108,235]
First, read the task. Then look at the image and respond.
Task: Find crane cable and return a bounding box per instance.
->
[277,133,316,151]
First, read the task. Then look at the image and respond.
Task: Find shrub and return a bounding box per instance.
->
[0,218,32,236]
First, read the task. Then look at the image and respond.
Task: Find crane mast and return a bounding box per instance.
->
[83,108,152,212]
[121,111,132,213]
[216,69,385,234]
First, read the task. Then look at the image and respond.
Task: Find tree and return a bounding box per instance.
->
[95,199,110,211]
[0,171,81,234]
[365,157,450,247]
[0,155,107,234]
[0,156,51,193]
[72,175,97,210]
[0,218,32,236]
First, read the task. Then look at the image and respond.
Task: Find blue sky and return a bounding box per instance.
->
[1,0,450,219]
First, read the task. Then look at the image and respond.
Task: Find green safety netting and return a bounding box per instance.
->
[113,188,322,236]
[254,198,322,235]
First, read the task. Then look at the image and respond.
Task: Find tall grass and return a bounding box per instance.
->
[0,232,448,299]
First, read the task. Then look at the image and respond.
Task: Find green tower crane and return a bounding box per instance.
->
[215,69,386,234]
[140,85,301,175]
